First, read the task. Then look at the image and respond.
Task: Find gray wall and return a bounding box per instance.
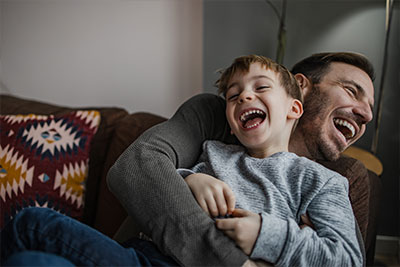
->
[204,0,399,237]
[1,0,203,118]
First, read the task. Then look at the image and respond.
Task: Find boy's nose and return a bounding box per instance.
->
[238,91,254,103]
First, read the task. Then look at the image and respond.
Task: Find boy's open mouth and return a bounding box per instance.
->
[333,118,356,140]
[239,109,266,129]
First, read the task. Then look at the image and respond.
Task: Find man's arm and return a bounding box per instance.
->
[318,156,370,242]
[107,94,247,266]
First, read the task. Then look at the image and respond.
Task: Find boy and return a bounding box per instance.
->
[179,55,363,266]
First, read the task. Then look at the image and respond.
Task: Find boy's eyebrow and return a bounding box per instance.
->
[227,82,238,90]
[227,75,273,90]
[253,75,274,81]
[340,79,374,113]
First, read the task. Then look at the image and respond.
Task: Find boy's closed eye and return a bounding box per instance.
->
[227,94,239,101]
[226,88,240,101]
[255,86,270,91]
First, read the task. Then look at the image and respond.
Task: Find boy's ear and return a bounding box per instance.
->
[288,99,303,119]
[294,73,312,96]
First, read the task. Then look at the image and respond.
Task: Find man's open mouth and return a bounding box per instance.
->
[333,118,356,140]
[239,109,266,129]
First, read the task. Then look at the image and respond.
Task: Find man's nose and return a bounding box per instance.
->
[238,90,254,103]
[354,100,373,124]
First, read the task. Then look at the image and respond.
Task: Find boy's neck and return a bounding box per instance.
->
[247,144,289,159]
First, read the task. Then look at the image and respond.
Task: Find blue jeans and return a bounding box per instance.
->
[1,207,178,266]
[3,251,74,266]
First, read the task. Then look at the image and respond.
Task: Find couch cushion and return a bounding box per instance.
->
[0,94,129,226]
[0,111,100,228]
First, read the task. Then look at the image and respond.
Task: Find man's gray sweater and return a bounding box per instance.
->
[180,140,362,266]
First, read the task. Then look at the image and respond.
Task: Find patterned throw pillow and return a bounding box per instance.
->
[0,111,100,228]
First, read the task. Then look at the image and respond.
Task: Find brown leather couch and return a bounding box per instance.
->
[0,94,381,265]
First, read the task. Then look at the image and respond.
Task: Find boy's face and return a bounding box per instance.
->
[225,62,301,157]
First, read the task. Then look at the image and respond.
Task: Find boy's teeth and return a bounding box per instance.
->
[240,110,264,121]
[333,118,355,138]
[245,122,260,129]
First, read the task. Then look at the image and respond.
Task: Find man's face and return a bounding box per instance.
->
[297,62,374,161]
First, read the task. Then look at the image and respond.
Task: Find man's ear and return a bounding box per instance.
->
[288,99,303,119]
[294,73,312,96]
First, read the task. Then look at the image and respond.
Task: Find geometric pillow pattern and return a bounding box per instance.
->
[0,111,100,228]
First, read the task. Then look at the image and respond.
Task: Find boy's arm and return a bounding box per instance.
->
[250,177,363,266]
[107,94,247,266]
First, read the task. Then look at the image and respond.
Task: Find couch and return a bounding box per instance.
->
[0,94,381,265]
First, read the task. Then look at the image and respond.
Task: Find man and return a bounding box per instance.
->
[107,52,375,266]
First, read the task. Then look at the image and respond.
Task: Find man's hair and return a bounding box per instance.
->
[215,55,303,103]
[291,52,375,84]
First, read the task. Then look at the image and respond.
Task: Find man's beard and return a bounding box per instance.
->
[297,85,341,161]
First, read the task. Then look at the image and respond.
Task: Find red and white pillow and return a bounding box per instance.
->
[0,111,100,228]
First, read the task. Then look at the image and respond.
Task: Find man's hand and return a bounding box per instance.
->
[185,173,236,217]
[215,209,261,255]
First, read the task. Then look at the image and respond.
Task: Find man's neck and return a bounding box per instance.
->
[288,131,314,160]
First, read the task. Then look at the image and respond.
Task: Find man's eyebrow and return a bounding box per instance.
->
[340,79,374,113]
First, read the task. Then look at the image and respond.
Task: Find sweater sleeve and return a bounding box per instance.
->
[251,177,363,267]
[318,156,370,242]
[107,93,248,266]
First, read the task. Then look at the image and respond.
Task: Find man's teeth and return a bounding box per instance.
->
[334,118,355,138]
[240,110,264,122]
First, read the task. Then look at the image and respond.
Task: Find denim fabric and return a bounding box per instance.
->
[1,207,178,266]
[3,251,74,266]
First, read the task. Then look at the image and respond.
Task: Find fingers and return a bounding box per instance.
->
[207,184,236,217]
[206,192,231,217]
[215,209,251,229]
[203,190,230,217]
[216,211,261,256]
[223,187,236,215]
[185,173,236,217]
[215,217,236,230]
[300,213,315,229]
[232,208,250,217]
[215,213,245,230]
[205,194,219,217]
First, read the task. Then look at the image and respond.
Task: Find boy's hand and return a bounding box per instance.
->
[185,173,236,217]
[215,209,261,255]
[300,213,315,229]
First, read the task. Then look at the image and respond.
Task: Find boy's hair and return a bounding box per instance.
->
[291,52,375,84]
[215,55,303,103]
